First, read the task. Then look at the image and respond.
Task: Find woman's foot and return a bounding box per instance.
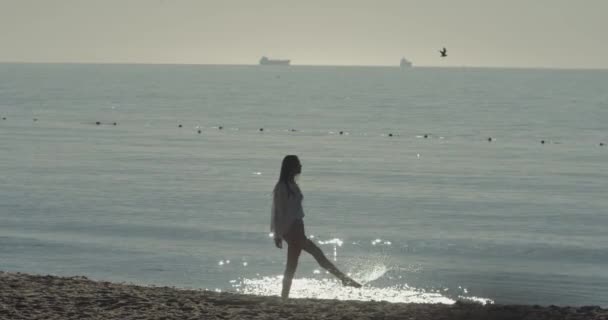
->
[342,277,362,288]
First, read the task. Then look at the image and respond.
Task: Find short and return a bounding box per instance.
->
[283,219,307,245]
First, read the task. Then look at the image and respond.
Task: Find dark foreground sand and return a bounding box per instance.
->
[1,271,606,320]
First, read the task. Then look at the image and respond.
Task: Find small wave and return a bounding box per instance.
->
[458,295,494,305]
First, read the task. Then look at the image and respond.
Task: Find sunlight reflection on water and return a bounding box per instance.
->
[228,237,493,304]
[232,263,492,304]
[234,275,458,303]
[234,275,493,304]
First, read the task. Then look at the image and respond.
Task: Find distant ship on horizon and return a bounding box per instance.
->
[400,57,413,68]
[259,56,290,66]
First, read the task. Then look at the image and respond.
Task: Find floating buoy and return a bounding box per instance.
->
[259,128,264,132]
[95,121,101,125]
[113,122,117,126]
[488,137,493,142]
[423,134,428,138]
[339,131,344,135]
[218,126,223,130]
[541,140,545,144]
[197,130,201,134]
[178,124,182,128]
[388,133,393,137]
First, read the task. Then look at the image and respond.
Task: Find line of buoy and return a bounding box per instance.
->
[0,118,121,126]
[178,124,225,130]
[179,126,605,146]
[2,117,607,147]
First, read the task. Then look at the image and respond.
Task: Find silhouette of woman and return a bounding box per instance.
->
[271,155,361,299]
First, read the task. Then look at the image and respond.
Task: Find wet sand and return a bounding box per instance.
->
[1,271,606,320]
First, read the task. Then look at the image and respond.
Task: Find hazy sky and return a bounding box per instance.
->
[1,0,607,68]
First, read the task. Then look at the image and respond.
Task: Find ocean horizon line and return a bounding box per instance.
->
[1,60,607,72]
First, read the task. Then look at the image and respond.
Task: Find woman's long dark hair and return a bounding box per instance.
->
[276,155,300,197]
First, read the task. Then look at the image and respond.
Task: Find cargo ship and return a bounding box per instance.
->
[259,56,290,66]
[400,57,413,68]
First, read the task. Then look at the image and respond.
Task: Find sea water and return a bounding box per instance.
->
[0,63,607,306]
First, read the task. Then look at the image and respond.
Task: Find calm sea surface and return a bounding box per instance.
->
[1,63,607,306]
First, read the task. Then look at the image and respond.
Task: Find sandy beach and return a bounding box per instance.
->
[1,271,606,320]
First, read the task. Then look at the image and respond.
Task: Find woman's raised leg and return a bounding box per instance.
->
[302,239,361,288]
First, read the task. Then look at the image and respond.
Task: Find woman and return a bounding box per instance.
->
[271,155,361,299]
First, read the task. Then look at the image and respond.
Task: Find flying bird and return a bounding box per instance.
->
[439,47,447,57]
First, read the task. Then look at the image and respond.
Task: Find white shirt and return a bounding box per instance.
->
[271,181,305,237]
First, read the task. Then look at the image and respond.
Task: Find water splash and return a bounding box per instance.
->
[344,249,394,285]
[353,264,389,284]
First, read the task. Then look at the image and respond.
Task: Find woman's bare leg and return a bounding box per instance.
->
[282,242,303,299]
[302,239,361,287]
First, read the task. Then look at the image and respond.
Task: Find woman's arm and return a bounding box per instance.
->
[271,184,287,248]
